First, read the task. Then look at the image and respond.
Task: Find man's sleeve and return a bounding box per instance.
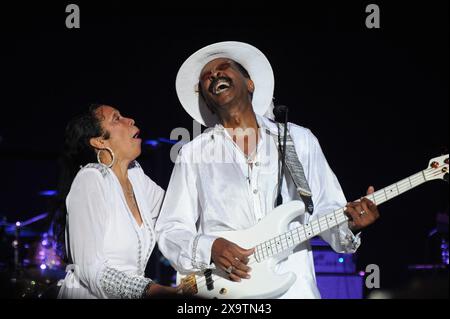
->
[155,150,218,273]
[301,129,361,253]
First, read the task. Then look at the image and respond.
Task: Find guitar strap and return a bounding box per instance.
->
[273,123,314,214]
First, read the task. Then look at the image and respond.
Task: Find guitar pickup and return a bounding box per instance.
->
[203,269,214,291]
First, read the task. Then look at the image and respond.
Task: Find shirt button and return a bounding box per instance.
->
[253,189,258,194]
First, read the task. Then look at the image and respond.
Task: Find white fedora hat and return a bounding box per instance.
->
[175,41,275,127]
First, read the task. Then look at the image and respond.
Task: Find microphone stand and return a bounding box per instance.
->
[276,106,288,207]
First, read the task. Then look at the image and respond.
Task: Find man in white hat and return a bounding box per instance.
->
[155,41,379,298]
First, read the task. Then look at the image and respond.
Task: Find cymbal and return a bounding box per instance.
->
[2,226,41,237]
[1,212,49,238]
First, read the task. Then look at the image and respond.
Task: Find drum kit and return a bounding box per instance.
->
[0,213,65,298]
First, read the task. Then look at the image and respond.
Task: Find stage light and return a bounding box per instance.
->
[15,221,21,227]
[40,264,47,270]
[158,137,179,145]
[39,190,58,196]
[145,138,182,147]
[338,257,344,263]
[144,140,159,147]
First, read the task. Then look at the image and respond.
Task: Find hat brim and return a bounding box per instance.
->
[175,41,274,127]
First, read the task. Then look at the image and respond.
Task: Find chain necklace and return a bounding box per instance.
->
[122,179,151,275]
[124,181,139,209]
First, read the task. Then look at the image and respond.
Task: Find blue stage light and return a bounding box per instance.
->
[39,190,58,196]
[158,137,179,145]
[144,140,160,147]
[338,257,344,263]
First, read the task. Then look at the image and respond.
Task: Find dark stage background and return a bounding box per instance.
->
[0,1,448,298]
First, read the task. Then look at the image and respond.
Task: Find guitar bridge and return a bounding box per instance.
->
[181,274,198,295]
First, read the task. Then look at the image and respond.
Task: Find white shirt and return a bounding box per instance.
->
[58,161,164,299]
[155,114,360,299]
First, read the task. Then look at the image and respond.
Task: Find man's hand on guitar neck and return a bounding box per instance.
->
[211,238,254,282]
[345,186,380,233]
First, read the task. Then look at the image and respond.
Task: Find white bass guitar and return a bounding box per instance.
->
[178,155,449,298]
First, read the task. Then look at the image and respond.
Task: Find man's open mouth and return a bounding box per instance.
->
[209,77,232,95]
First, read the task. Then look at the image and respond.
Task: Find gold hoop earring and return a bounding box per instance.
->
[97,147,115,168]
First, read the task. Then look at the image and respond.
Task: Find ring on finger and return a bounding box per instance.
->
[225,265,233,274]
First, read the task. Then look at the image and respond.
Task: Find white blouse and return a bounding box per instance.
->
[58,161,164,299]
[155,114,360,299]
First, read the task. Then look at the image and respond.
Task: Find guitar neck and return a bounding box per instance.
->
[253,169,429,262]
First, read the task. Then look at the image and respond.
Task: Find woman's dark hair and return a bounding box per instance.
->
[52,103,109,261]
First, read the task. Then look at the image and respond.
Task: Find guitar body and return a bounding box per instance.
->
[177,200,306,299]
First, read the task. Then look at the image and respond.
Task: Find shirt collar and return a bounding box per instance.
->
[212,114,275,153]
[212,113,280,137]
[256,113,280,137]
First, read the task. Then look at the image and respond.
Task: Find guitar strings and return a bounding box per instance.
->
[185,165,446,294]
[187,167,439,292]
[187,166,442,292]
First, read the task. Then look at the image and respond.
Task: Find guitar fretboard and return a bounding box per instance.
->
[253,170,429,262]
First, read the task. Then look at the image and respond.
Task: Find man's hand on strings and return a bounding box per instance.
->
[345,186,380,232]
[211,238,254,282]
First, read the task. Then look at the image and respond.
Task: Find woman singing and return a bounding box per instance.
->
[55,104,178,298]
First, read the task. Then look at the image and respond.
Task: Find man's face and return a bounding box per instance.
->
[199,58,254,112]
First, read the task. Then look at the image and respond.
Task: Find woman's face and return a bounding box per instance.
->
[95,105,142,162]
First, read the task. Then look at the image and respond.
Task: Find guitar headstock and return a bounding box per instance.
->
[426,154,449,182]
